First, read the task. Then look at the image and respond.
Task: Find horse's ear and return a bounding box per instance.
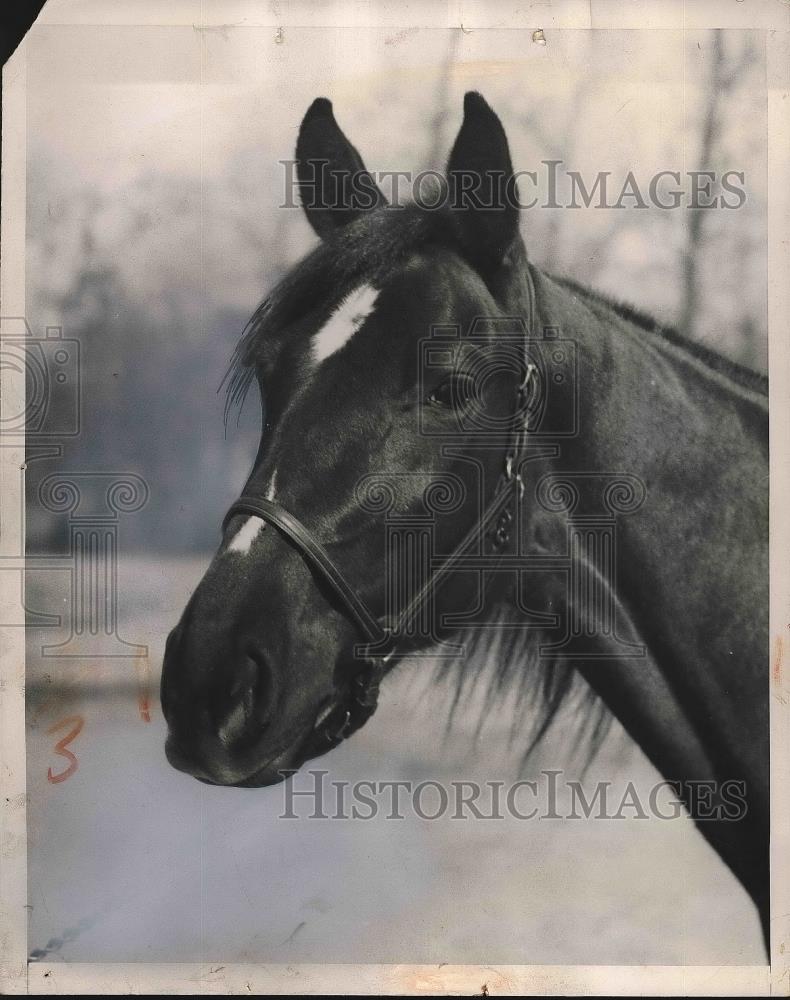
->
[446,92,520,271]
[296,98,386,239]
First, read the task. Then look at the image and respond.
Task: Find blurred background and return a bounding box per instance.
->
[23,20,767,965]
[25,24,767,552]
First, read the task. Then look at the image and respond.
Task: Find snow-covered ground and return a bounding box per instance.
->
[25,556,764,965]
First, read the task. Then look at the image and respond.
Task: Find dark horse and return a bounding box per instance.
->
[161,93,769,942]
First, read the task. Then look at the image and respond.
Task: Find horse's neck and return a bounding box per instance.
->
[527,269,768,905]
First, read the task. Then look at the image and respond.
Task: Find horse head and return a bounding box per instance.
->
[160,93,532,786]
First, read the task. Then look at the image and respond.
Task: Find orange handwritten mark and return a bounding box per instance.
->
[773,635,784,686]
[46,715,84,784]
[135,655,152,722]
[139,694,151,723]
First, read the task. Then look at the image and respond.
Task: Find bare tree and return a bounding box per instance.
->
[517,78,593,273]
[679,31,755,340]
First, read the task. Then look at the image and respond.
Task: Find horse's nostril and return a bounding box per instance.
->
[215,645,276,747]
[245,643,276,712]
[228,665,252,703]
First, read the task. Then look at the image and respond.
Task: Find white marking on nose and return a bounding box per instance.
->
[266,469,277,500]
[227,515,264,555]
[312,284,378,366]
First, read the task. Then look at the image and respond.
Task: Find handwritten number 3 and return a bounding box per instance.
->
[47,715,84,784]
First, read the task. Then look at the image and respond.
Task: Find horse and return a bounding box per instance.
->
[160,92,769,943]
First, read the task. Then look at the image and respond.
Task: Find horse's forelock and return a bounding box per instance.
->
[222,204,441,425]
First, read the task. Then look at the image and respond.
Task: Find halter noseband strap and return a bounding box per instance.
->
[221,498,389,647]
[221,498,396,758]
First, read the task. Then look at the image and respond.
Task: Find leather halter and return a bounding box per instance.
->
[222,274,537,761]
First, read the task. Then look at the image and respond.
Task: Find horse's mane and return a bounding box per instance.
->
[432,617,612,768]
[553,275,768,396]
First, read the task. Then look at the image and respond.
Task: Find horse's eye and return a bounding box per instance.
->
[427,373,475,410]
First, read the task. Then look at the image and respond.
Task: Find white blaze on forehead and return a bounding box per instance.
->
[312,284,378,366]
